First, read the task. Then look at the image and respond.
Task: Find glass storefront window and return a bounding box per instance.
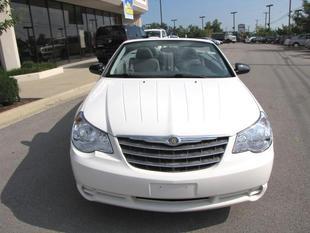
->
[12,0,125,63]
[76,7,92,54]
[103,11,111,25]
[115,14,122,25]
[110,13,116,25]
[95,10,104,28]
[11,0,35,62]
[86,8,96,32]
[63,3,81,58]
[30,0,52,61]
[47,0,67,60]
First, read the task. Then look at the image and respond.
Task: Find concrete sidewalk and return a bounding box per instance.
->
[0,59,100,129]
[19,59,99,99]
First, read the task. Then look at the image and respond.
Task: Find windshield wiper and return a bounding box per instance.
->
[171,74,208,78]
[107,73,147,78]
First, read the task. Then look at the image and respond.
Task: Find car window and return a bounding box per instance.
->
[145,31,161,38]
[127,26,143,39]
[107,40,233,78]
[96,26,126,39]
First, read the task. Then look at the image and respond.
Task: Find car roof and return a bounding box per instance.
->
[145,29,165,31]
[123,38,214,45]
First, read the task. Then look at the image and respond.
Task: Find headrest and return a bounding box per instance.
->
[136,47,154,59]
[182,48,198,59]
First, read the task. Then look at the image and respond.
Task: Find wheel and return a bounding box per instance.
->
[293,43,300,47]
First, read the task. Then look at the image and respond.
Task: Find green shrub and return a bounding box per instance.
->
[0,72,20,106]
[7,62,57,76]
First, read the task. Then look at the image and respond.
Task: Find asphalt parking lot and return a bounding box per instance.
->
[0,43,310,233]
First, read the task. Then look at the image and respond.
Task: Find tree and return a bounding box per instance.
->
[186,25,207,38]
[256,26,274,36]
[291,0,310,33]
[276,25,291,35]
[204,19,223,36]
[211,19,223,33]
[174,25,188,37]
[0,0,16,35]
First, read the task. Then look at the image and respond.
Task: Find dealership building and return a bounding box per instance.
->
[0,0,148,70]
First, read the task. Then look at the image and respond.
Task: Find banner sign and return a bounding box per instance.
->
[122,0,134,20]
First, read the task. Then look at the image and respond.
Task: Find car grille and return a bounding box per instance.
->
[118,136,229,172]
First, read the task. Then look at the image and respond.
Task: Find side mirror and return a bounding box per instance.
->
[235,63,250,75]
[89,63,105,75]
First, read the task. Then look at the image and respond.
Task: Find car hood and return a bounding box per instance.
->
[82,78,260,137]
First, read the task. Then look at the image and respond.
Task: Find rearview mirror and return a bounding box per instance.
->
[235,63,250,75]
[89,63,105,75]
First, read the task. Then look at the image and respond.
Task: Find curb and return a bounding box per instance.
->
[0,82,96,129]
[12,67,64,82]
[61,57,98,68]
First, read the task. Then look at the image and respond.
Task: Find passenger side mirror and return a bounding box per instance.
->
[89,63,105,75]
[235,63,250,75]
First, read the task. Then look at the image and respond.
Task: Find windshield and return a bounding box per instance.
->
[106,40,233,78]
[145,31,161,38]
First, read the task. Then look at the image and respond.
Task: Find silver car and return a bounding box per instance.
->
[287,34,310,47]
[305,39,310,49]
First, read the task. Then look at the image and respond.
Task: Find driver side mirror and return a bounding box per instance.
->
[235,63,250,75]
[89,63,105,75]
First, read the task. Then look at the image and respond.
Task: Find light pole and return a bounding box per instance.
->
[266,4,274,30]
[199,16,205,30]
[264,12,268,28]
[231,11,238,32]
[288,0,292,30]
[159,0,163,27]
[171,19,177,29]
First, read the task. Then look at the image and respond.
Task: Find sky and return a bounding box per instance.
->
[142,0,304,32]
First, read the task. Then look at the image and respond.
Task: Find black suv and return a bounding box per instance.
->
[95,25,146,64]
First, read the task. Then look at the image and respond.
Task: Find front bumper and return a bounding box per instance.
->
[70,137,274,212]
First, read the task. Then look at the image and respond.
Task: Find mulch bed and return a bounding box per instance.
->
[0,98,41,113]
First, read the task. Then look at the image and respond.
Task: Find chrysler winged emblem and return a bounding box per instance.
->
[168,136,180,146]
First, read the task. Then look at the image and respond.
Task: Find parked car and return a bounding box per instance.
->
[145,29,168,38]
[245,37,256,43]
[95,25,145,64]
[71,38,274,212]
[256,36,267,43]
[169,34,179,38]
[305,39,310,49]
[286,34,310,47]
[211,32,225,41]
[211,38,223,45]
[284,38,291,46]
[279,35,291,45]
[265,36,276,44]
[201,37,222,45]
[38,38,66,61]
[224,33,237,43]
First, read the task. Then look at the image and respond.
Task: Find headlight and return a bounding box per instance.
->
[71,112,113,154]
[233,112,273,154]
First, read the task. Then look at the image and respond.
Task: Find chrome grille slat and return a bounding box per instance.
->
[126,157,221,168]
[118,138,228,151]
[118,136,228,172]
[122,147,225,160]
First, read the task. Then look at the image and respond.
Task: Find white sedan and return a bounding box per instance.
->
[70,39,274,212]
